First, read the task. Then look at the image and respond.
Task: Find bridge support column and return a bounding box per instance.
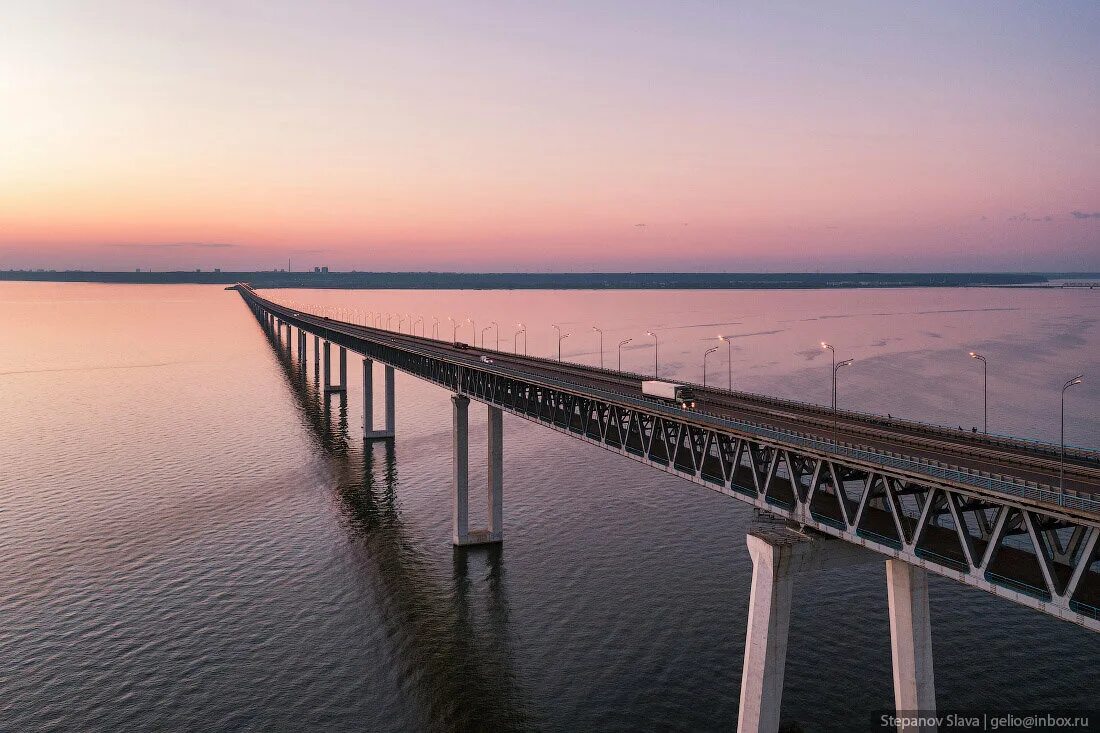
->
[363,359,395,440]
[323,341,331,389]
[487,405,503,540]
[451,395,503,546]
[737,518,875,733]
[886,560,936,732]
[452,394,470,544]
[384,365,395,434]
[334,347,347,392]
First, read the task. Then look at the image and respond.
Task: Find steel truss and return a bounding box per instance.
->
[243,295,1100,632]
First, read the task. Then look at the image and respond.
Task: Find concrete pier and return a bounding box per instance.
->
[451,395,503,546]
[487,405,503,540]
[384,365,395,434]
[452,394,470,545]
[337,347,347,391]
[886,560,936,732]
[363,359,395,439]
[322,341,331,389]
[737,520,875,733]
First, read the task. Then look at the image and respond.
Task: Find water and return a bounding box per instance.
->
[1,282,1097,732]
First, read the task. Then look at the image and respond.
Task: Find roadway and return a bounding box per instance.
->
[247,289,1100,500]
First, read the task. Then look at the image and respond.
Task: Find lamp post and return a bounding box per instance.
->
[482,325,492,348]
[467,318,476,346]
[432,317,440,339]
[553,324,570,362]
[1061,375,1084,493]
[514,324,526,355]
[414,316,424,336]
[718,335,732,391]
[969,351,988,433]
[646,331,658,377]
[447,316,457,341]
[821,342,836,409]
[832,358,853,445]
[397,315,405,333]
[592,326,604,368]
[618,338,632,371]
[703,346,719,386]
[490,321,499,351]
[386,314,394,330]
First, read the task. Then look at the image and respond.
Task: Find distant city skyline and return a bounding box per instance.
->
[2,1,1098,271]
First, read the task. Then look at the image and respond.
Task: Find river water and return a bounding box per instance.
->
[1,282,1097,731]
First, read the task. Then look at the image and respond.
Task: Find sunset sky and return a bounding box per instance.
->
[2,1,1098,272]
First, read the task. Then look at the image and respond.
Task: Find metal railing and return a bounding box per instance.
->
[248,289,1100,516]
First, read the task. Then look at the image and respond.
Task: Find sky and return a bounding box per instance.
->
[1,1,1098,272]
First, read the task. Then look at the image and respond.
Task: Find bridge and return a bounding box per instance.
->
[237,283,1099,733]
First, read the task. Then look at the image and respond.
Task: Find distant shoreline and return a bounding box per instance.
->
[1,270,1097,290]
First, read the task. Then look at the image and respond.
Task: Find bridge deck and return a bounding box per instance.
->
[243,287,1100,510]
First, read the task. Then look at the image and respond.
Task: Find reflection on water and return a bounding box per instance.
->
[271,332,531,730]
[1,282,1098,732]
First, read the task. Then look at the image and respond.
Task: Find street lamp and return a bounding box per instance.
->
[514,324,526,355]
[553,324,570,362]
[969,351,988,433]
[482,325,492,347]
[447,316,457,341]
[414,316,424,336]
[386,314,394,330]
[646,331,658,377]
[397,315,405,333]
[821,342,836,409]
[467,317,476,346]
[592,326,604,368]
[1061,375,1084,493]
[490,321,499,351]
[432,317,440,339]
[718,335,733,391]
[618,338,632,371]
[703,346,719,386]
[832,358,854,445]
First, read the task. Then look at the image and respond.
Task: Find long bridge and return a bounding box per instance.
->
[237,283,1100,733]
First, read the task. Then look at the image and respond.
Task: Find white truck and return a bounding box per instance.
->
[641,380,696,408]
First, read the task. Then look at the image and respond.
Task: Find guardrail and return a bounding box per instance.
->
[249,289,1100,516]
[477,359,1100,515]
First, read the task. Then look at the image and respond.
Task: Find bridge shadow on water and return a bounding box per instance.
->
[263,325,533,731]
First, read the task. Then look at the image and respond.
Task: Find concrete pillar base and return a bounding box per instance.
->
[451,396,504,547]
[737,517,877,733]
[453,529,504,547]
[362,358,394,438]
